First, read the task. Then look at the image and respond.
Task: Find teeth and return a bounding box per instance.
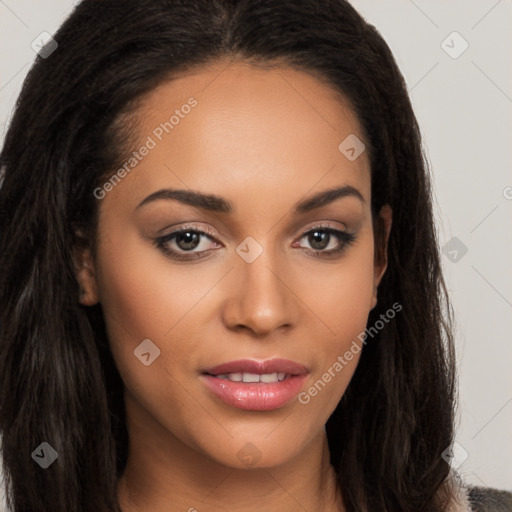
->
[260,373,278,383]
[243,372,260,383]
[214,372,289,383]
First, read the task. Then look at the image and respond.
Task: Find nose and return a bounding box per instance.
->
[221,248,298,336]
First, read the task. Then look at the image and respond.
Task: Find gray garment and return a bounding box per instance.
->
[468,487,512,512]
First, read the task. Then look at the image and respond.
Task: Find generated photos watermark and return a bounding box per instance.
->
[298,301,402,405]
[93,97,198,199]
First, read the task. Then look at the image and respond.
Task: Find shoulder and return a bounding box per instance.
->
[467,486,512,512]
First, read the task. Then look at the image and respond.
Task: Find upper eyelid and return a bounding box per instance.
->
[161,222,349,245]
[169,224,219,241]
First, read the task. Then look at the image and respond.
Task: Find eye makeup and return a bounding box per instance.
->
[152,222,357,261]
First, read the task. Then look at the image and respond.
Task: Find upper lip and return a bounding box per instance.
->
[202,358,309,376]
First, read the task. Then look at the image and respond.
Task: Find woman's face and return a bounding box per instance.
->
[78,59,391,469]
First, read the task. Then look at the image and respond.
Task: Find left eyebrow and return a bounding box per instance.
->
[294,185,365,214]
[135,185,365,214]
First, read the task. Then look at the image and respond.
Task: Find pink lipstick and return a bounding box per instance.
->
[200,358,309,411]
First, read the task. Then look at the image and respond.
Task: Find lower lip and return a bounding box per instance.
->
[200,374,308,411]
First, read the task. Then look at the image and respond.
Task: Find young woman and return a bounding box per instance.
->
[0,1,510,511]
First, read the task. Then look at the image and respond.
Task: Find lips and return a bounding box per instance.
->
[200,358,309,411]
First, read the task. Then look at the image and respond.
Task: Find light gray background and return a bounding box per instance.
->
[0,1,511,509]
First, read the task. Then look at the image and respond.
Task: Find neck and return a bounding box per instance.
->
[117,395,344,512]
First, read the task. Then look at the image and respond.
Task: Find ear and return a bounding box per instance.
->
[73,230,99,306]
[370,204,392,310]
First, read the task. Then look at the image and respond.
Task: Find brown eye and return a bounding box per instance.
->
[174,231,201,251]
[295,226,357,256]
[307,230,331,250]
[155,226,221,261]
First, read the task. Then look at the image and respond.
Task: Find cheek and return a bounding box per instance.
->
[93,226,230,394]
[92,231,206,435]
[92,229,185,377]
[297,235,375,409]
[301,230,375,337]
[94,228,216,339]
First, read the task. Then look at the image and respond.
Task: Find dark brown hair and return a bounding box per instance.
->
[0,1,456,510]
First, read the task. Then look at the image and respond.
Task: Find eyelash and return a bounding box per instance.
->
[154,223,357,261]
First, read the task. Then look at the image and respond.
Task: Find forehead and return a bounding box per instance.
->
[104,59,371,216]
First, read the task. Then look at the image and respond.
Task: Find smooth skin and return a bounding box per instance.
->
[75,58,392,512]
